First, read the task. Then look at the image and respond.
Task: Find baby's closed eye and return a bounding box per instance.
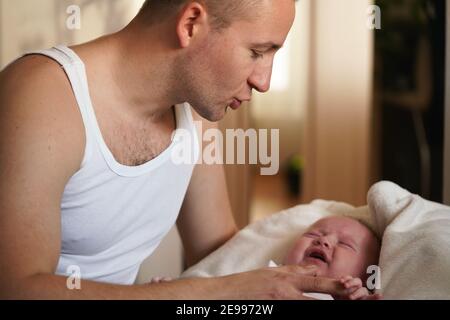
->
[337,238,358,251]
[304,232,320,238]
[338,241,353,249]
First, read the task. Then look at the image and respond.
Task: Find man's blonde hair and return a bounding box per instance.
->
[139,0,264,30]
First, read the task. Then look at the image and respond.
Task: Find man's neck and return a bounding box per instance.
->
[73,21,181,121]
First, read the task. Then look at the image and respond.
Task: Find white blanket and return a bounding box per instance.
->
[370,181,450,299]
[181,181,450,299]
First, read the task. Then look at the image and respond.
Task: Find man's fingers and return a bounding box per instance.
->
[297,276,346,296]
[284,265,318,276]
[299,294,318,300]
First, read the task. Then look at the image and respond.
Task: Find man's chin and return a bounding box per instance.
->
[209,106,229,122]
[191,105,224,122]
[207,111,226,122]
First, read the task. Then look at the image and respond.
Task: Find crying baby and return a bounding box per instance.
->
[279,215,381,300]
[151,215,382,300]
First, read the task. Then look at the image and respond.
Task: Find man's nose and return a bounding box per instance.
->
[248,61,273,93]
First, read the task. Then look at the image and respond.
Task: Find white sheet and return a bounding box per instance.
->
[181,181,450,299]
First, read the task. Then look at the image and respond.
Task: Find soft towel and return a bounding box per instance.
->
[369,181,450,299]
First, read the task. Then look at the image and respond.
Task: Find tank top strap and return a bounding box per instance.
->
[22,45,95,167]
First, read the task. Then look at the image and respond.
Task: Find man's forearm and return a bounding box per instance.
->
[185,226,238,268]
[1,274,217,300]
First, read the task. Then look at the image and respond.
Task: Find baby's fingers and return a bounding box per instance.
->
[361,293,383,300]
[349,287,370,300]
[340,276,353,283]
[150,277,163,283]
[342,277,363,290]
[149,276,172,284]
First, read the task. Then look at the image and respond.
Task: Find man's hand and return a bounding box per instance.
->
[171,265,349,300]
[338,276,383,300]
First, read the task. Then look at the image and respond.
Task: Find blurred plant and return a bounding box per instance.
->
[376,0,436,53]
[377,0,435,26]
[286,154,304,197]
[375,0,438,92]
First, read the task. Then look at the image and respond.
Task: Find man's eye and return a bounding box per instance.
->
[251,50,264,59]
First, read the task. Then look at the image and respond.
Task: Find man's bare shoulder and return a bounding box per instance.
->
[1,54,69,91]
[0,54,85,175]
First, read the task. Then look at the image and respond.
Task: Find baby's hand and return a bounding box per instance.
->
[149,276,173,284]
[339,276,382,300]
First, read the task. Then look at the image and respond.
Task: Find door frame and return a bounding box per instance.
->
[444,0,450,204]
[0,0,3,68]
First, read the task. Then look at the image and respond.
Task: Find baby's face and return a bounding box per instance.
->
[283,216,380,280]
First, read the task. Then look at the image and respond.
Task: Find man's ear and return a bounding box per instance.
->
[176,1,209,48]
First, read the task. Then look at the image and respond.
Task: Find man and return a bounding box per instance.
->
[0,0,345,299]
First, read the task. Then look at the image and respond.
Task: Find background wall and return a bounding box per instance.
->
[0,0,143,67]
[220,107,252,229]
[250,0,309,168]
[302,0,374,206]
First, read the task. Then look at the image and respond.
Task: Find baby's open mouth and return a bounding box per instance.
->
[309,252,326,262]
[305,249,329,264]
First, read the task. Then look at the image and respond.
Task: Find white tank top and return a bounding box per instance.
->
[24,45,200,285]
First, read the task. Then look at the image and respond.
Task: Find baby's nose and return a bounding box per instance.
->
[315,237,331,248]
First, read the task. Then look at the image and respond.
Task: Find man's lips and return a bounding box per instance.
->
[229,98,242,110]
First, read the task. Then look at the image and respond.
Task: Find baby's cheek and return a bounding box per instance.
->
[284,245,307,265]
[330,254,363,279]
[283,250,301,265]
[346,252,371,279]
[284,239,310,264]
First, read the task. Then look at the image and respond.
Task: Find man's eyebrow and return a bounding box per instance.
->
[251,42,283,50]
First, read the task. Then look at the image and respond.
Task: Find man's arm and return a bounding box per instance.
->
[0,56,81,298]
[177,111,238,267]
